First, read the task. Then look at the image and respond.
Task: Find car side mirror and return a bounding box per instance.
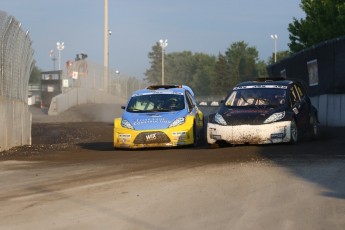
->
[292,106,299,115]
[121,106,126,110]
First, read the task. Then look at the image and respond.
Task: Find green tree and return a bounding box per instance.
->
[29,65,41,84]
[144,42,162,84]
[165,51,196,85]
[288,0,345,53]
[145,40,268,97]
[267,50,291,65]
[225,41,260,84]
[190,53,216,96]
[256,60,268,78]
[212,53,231,96]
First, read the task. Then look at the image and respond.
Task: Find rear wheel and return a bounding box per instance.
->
[290,119,298,144]
[309,115,319,140]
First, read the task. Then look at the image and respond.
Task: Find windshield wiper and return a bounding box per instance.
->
[127,109,143,112]
[147,108,171,112]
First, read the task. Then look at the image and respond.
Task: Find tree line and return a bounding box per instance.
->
[144,41,269,96]
[144,0,345,97]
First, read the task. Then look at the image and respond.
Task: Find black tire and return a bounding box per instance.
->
[193,122,199,147]
[199,116,205,144]
[309,115,319,140]
[209,143,220,149]
[290,119,298,144]
[208,141,228,149]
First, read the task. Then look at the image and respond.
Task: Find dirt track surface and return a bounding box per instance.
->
[1,104,345,230]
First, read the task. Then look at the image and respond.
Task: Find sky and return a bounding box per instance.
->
[2,0,305,79]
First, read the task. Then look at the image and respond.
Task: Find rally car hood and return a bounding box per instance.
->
[123,110,188,130]
[219,106,284,125]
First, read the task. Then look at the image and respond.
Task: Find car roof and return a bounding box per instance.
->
[132,85,194,96]
[234,78,297,89]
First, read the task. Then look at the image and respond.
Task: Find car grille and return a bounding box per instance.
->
[134,131,171,144]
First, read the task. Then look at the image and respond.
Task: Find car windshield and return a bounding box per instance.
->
[225,88,286,107]
[126,93,185,112]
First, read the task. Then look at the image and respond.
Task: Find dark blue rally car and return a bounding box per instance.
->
[207,78,319,145]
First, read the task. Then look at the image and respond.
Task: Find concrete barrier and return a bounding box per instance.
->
[48,88,126,115]
[310,94,345,127]
[0,97,31,152]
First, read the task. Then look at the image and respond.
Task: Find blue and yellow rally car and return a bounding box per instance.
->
[114,85,204,149]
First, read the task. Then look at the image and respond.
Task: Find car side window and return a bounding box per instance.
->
[290,86,299,107]
[185,92,194,112]
[295,84,305,100]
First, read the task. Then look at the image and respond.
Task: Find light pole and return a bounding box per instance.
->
[159,39,168,85]
[49,49,56,70]
[270,34,278,63]
[104,0,109,92]
[56,42,65,70]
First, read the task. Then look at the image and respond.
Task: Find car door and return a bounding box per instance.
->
[186,91,203,130]
[290,83,309,131]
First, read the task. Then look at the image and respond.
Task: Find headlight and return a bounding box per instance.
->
[121,119,134,129]
[169,117,185,128]
[215,113,227,125]
[264,111,285,124]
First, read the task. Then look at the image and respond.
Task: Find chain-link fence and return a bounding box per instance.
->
[0,10,34,101]
[0,11,34,152]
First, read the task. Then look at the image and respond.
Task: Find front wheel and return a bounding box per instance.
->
[193,123,199,147]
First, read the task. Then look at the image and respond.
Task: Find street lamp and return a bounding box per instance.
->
[104,0,109,92]
[56,42,65,70]
[159,39,168,85]
[270,34,278,63]
[49,49,56,70]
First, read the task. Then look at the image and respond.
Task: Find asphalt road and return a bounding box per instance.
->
[1,104,345,230]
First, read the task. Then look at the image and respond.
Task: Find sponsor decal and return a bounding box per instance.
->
[224,109,268,116]
[119,134,131,139]
[234,85,287,90]
[271,133,285,139]
[119,134,131,143]
[212,134,222,140]
[133,118,170,125]
[145,133,157,141]
[172,131,187,136]
[132,91,184,97]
